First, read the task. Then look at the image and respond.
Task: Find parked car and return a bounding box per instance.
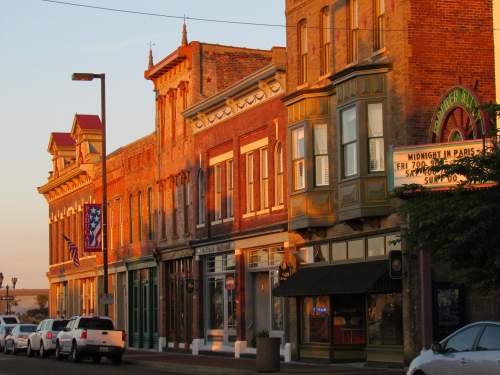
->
[0,325,15,352]
[0,315,20,325]
[407,321,500,375]
[3,324,37,355]
[27,318,68,358]
[55,316,125,365]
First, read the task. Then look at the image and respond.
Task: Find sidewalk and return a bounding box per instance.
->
[124,350,407,375]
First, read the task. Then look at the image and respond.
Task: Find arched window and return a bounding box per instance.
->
[298,19,308,84]
[275,142,284,206]
[197,170,206,225]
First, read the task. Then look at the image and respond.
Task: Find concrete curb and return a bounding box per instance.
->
[125,359,257,375]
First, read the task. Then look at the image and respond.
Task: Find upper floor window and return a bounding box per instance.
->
[147,187,153,240]
[275,142,284,206]
[298,19,308,85]
[197,170,206,225]
[341,107,358,177]
[348,0,359,63]
[292,127,305,190]
[169,89,177,142]
[226,159,234,218]
[160,183,167,239]
[214,164,223,221]
[137,191,143,241]
[260,147,269,210]
[172,180,178,238]
[314,124,329,186]
[368,103,385,172]
[374,0,385,51]
[246,152,255,213]
[129,194,134,243]
[319,7,331,76]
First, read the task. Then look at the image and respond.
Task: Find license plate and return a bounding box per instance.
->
[99,347,109,352]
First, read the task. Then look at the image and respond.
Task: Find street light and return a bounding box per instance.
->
[0,273,18,315]
[72,72,109,316]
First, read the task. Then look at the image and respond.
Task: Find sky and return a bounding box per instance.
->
[0,0,285,288]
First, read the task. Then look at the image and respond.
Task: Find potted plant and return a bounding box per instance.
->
[255,330,280,372]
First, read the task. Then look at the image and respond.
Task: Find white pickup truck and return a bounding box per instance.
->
[55,316,125,365]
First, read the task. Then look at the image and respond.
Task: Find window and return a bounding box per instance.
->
[147,187,153,240]
[368,103,385,172]
[367,236,385,257]
[260,147,269,209]
[332,242,348,262]
[118,199,123,247]
[214,164,222,221]
[226,159,234,218]
[314,124,329,186]
[275,143,284,206]
[137,191,142,241]
[172,181,178,237]
[348,0,359,63]
[160,183,167,239]
[197,171,206,225]
[246,152,255,213]
[320,7,331,76]
[368,293,403,345]
[348,239,365,259]
[292,127,305,190]
[444,325,483,353]
[298,19,308,84]
[169,89,177,141]
[129,194,134,243]
[374,0,385,51]
[302,296,330,343]
[342,106,358,177]
[477,325,500,351]
[183,179,190,235]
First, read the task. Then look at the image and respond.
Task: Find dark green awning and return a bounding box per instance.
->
[272,260,399,297]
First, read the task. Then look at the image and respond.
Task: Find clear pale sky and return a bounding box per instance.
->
[0,0,285,288]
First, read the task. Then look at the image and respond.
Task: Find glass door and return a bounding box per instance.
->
[207,276,225,342]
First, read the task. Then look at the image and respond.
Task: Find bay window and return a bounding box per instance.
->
[368,103,385,172]
[313,124,329,186]
[341,107,358,177]
[292,127,305,190]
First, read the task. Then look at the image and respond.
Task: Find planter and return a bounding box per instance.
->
[256,337,281,372]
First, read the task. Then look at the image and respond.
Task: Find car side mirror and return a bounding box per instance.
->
[431,342,444,353]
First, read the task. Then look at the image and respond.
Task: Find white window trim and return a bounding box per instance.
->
[240,137,268,154]
[209,151,234,166]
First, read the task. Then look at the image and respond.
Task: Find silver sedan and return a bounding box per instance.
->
[4,324,37,355]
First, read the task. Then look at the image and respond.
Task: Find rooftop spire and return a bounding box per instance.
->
[148,41,154,69]
[181,17,188,47]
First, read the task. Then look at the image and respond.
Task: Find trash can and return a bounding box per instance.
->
[256,337,281,372]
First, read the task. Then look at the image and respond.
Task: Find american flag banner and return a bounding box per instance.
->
[84,203,102,252]
[62,234,80,267]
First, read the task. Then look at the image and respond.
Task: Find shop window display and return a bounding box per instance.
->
[367,293,403,345]
[332,297,365,345]
[302,296,330,343]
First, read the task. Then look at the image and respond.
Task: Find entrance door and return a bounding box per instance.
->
[206,275,236,344]
[253,272,270,334]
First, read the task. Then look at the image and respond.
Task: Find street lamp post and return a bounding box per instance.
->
[72,72,109,316]
[0,274,18,315]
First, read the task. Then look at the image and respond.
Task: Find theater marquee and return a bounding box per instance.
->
[389,139,487,189]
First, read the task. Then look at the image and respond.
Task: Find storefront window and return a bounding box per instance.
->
[367,293,403,345]
[332,242,347,262]
[249,247,284,268]
[207,253,235,273]
[271,270,284,331]
[302,296,330,344]
[367,236,385,257]
[208,277,224,332]
[332,297,365,345]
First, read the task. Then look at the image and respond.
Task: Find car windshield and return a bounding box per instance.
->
[4,327,13,335]
[20,325,37,333]
[78,318,114,330]
[3,318,18,324]
[52,320,69,331]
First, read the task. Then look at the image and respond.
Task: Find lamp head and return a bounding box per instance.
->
[11,277,17,288]
[72,73,99,81]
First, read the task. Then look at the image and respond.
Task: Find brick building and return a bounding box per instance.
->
[273,0,496,365]
[184,47,288,355]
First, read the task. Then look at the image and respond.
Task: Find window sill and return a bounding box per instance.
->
[242,212,256,219]
[196,223,205,229]
[256,208,270,216]
[372,47,387,58]
[211,220,223,226]
[318,73,332,81]
[296,82,309,91]
[271,205,285,212]
[223,217,234,223]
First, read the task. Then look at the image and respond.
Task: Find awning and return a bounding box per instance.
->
[272,260,399,297]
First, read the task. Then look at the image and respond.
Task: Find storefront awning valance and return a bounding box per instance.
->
[273,260,397,297]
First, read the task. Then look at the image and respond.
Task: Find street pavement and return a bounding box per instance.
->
[0,350,406,375]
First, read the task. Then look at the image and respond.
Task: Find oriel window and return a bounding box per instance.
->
[342,107,358,177]
[313,124,329,186]
[292,127,305,190]
[368,103,385,172]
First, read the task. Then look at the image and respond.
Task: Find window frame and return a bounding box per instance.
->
[197,170,206,226]
[374,0,385,51]
[137,191,143,242]
[274,142,284,206]
[348,0,359,64]
[319,7,331,76]
[291,126,306,191]
[260,147,269,210]
[226,159,234,218]
[313,123,329,187]
[214,163,223,221]
[298,19,308,85]
[367,102,385,173]
[129,194,134,243]
[246,152,255,213]
[340,105,359,178]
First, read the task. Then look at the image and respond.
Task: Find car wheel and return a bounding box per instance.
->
[92,355,101,364]
[55,342,63,361]
[27,341,33,357]
[70,342,80,363]
[111,355,122,365]
[39,342,46,358]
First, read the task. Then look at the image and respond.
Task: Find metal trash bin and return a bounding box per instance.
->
[256,337,281,372]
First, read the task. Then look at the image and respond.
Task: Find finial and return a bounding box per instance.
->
[148,41,154,69]
[181,16,188,47]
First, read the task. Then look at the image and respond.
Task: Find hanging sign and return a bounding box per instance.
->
[225,274,236,291]
[84,203,102,252]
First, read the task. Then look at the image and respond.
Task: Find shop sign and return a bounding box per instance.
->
[225,274,236,291]
[195,241,234,257]
[389,139,487,190]
[278,254,296,283]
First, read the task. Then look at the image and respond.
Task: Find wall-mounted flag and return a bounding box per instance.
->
[84,203,102,252]
[62,234,80,267]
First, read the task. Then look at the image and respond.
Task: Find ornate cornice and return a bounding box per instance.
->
[37,166,92,203]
